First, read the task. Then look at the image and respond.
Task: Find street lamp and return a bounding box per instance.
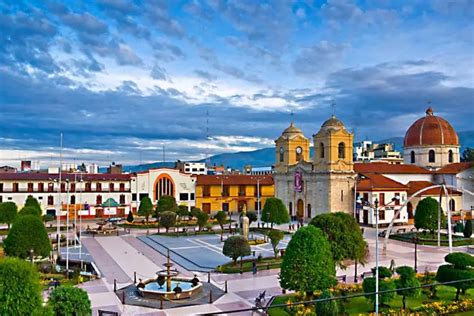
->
[250,175,265,228]
[412,235,419,272]
[65,178,70,279]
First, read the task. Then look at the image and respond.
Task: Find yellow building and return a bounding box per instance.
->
[195,175,274,214]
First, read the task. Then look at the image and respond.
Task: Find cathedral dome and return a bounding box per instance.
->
[404,107,459,147]
[282,122,304,136]
[321,115,344,129]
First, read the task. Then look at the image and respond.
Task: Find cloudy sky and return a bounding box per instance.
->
[0,0,473,167]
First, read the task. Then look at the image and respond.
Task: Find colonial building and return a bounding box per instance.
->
[131,168,196,211]
[195,175,274,214]
[0,172,131,218]
[274,116,356,220]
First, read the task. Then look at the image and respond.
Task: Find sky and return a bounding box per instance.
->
[0,0,473,168]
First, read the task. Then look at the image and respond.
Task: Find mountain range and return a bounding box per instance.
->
[118,131,474,173]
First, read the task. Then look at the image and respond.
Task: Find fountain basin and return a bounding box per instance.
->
[137,277,202,300]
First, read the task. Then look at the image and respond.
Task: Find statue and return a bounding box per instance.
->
[241,204,250,240]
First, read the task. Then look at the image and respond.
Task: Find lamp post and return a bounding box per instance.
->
[412,235,419,272]
[79,173,83,266]
[251,175,265,227]
[30,249,34,265]
[65,178,70,279]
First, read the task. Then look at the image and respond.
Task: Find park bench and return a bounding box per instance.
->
[396,228,406,233]
[336,275,347,283]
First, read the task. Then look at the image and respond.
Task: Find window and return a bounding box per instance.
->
[0,183,3,192]
[96,183,102,191]
[254,185,259,197]
[363,193,369,204]
[120,183,125,192]
[379,193,385,206]
[85,182,92,192]
[238,185,246,196]
[27,183,34,192]
[139,193,148,201]
[340,190,344,202]
[320,143,325,158]
[222,185,230,197]
[120,194,126,204]
[429,149,435,163]
[254,201,261,211]
[203,186,211,197]
[48,183,54,192]
[179,193,189,201]
[289,202,293,216]
[190,193,195,200]
[38,183,44,192]
[394,193,400,205]
[13,183,19,192]
[0,196,2,203]
[238,201,246,212]
[279,147,284,162]
[109,183,114,192]
[448,150,453,163]
[132,193,137,201]
[70,195,76,204]
[296,146,303,161]
[410,151,416,163]
[96,195,102,205]
[449,199,455,212]
[61,183,66,192]
[222,203,229,212]
[202,203,211,213]
[307,204,311,218]
[378,210,385,220]
[70,183,75,192]
[338,142,345,159]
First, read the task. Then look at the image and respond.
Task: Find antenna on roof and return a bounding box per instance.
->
[331,101,336,117]
[205,110,211,167]
[290,111,294,124]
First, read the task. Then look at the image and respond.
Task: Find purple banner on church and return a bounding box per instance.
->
[294,171,303,192]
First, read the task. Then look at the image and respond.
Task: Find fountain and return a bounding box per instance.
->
[137,250,202,300]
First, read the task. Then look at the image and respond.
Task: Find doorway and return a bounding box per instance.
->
[297,199,304,219]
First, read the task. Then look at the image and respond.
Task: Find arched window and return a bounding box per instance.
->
[320,143,325,158]
[279,147,284,162]
[449,199,455,212]
[448,150,453,163]
[70,195,76,204]
[410,151,416,163]
[96,195,102,205]
[429,149,435,163]
[307,204,311,218]
[296,146,303,161]
[289,202,293,216]
[338,142,345,159]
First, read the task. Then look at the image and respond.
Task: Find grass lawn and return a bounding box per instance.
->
[390,231,473,247]
[268,286,474,316]
[40,272,80,290]
[217,257,282,273]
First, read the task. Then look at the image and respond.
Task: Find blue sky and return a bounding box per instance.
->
[0,0,473,167]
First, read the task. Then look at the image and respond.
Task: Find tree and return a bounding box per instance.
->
[436,252,474,300]
[0,257,42,315]
[267,229,284,257]
[48,286,91,316]
[177,205,190,220]
[0,202,17,229]
[215,211,227,239]
[196,211,209,231]
[363,267,396,310]
[395,266,421,310]
[310,212,367,269]
[261,198,290,228]
[461,147,474,162]
[316,289,339,316]
[246,211,258,226]
[24,196,42,214]
[19,206,42,218]
[42,214,54,224]
[222,235,251,265]
[414,197,445,237]
[160,211,177,232]
[280,225,336,299]
[126,210,134,223]
[464,220,472,238]
[138,196,153,224]
[4,215,52,258]
[156,195,178,214]
[190,207,201,219]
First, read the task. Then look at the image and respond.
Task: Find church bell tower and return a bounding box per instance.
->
[275,122,310,173]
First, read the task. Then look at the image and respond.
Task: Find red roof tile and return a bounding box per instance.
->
[196,174,274,185]
[435,162,474,174]
[0,172,130,181]
[357,173,407,191]
[406,181,461,196]
[354,162,431,174]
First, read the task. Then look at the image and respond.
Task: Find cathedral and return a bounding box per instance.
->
[273,115,356,220]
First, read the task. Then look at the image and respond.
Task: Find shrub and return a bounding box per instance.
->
[0,202,17,229]
[363,277,396,310]
[415,197,445,236]
[436,252,474,300]
[395,266,421,309]
[24,196,42,214]
[223,235,251,264]
[190,207,201,219]
[138,196,153,223]
[464,220,473,238]
[4,215,52,258]
[0,257,42,315]
[160,211,177,232]
[48,286,91,316]
[156,195,178,214]
[126,210,134,223]
[261,198,290,228]
[267,229,284,257]
[19,206,42,218]
[316,289,339,316]
[196,211,209,231]
[177,205,190,219]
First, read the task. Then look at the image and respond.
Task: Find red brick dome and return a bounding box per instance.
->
[404,107,459,147]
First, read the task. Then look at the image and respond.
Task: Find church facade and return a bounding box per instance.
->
[274,116,356,220]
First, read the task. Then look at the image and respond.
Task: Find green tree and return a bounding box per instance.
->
[310,212,367,269]
[126,210,134,223]
[395,266,421,310]
[464,220,472,238]
[4,215,52,258]
[177,205,190,220]
[267,229,284,257]
[280,225,336,299]
[196,211,209,231]
[190,207,201,219]
[261,197,290,228]
[222,235,251,265]
[19,206,42,218]
[138,196,153,224]
[246,211,257,226]
[363,267,396,310]
[0,257,42,315]
[160,211,177,232]
[48,286,91,316]
[414,197,445,237]
[215,210,227,239]
[156,195,178,214]
[24,196,42,214]
[316,289,339,316]
[436,252,474,300]
[461,147,474,162]
[0,202,17,229]
[42,214,55,224]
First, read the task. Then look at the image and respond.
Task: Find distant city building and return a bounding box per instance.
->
[353,141,402,164]
[21,160,32,172]
[0,166,16,173]
[243,165,273,175]
[107,162,123,174]
[175,161,207,175]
